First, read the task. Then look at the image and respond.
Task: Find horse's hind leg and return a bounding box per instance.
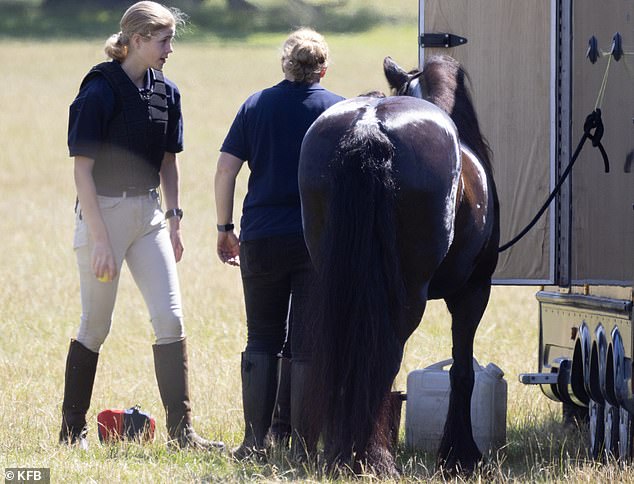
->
[354,390,401,478]
[437,279,492,474]
[357,299,427,476]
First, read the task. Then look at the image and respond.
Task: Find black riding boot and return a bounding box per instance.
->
[290,359,317,459]
[267,356,292,447]
[59,339,99,448]
[232,352,278,459]
[153,339,225,451]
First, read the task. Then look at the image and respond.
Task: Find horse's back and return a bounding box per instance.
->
[299,95,464,315]
[301,95,459,177]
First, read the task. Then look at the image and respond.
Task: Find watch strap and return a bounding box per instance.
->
[217,223,235,232]
[165,208,183,220]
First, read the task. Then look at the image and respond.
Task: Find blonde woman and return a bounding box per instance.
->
[215,27,345,458]
[61,1,223,451]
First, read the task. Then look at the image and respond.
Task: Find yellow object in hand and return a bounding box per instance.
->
[97,275,111,283]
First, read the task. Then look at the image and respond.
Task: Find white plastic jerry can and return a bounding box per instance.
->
[404,358,507,454]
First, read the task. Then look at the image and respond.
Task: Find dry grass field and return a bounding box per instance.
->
[1,23,632,483]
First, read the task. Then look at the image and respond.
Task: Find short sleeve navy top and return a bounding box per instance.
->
[68,69,184,159]
[220,80,344,241]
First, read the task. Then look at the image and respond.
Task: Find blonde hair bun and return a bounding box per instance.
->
[281,27,330,83]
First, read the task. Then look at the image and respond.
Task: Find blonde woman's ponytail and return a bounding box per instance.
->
[104,31,128,62]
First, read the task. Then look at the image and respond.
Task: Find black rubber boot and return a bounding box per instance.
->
[59,339,99,448]
[232,352,278,460]
[290,360,318,460]
[153,339,225,451]
[267,356,292,447]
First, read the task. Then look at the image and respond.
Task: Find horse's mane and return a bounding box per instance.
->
[419,55,493,171]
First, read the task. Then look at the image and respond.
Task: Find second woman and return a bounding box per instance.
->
[214,28,344,458]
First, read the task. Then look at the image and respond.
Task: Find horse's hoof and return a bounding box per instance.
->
[357,443,400,478]
[438,462,472,478]
[437,451,482,477]
[353,459,400,478]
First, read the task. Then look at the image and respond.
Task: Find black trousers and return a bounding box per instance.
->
[240,233,314,359]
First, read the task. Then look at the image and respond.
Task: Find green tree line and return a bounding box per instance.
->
[1,0,402,39]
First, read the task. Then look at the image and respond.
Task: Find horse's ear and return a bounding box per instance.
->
[383,56,410,91]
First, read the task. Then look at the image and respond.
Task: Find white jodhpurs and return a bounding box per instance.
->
[73,191,185,352]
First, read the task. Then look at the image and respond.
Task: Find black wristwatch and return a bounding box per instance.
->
[165,208,183,220]
[217,223,235,232]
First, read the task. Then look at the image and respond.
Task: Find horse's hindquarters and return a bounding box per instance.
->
[297,95,465,470]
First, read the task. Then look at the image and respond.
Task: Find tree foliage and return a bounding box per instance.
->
[3,0,385,40]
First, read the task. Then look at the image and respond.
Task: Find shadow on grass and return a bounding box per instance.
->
[55,413,610,482]
[219,415,592,481]
[0,1,395,40]
[392,414,591,481]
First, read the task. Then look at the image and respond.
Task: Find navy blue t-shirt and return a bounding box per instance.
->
[68,69,184,159]
[220,80,344,241]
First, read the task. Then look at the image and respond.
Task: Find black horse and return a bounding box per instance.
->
[297,55,499,475]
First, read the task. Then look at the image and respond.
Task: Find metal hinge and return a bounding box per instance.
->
[420,33,468,48]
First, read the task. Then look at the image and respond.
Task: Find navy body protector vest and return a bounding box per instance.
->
[80,61,169,196]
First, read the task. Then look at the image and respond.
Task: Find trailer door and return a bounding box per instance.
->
[569,2,634,285]
[420,0,557,283]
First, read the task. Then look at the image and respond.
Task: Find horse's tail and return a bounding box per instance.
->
[307,116,406,463]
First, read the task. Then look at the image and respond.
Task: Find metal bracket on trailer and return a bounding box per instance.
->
[519,373,559,385]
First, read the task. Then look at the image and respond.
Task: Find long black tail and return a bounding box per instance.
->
[307,116,406,463]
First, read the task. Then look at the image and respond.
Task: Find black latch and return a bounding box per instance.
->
[611,32,623,61]
[587,35,600,63]
[420,33,467,48]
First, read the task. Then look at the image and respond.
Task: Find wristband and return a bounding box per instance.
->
[217,223,235,232]
[165,208,183,220]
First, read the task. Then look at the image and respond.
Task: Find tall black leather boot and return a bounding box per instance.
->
[232,352,278,459]
[59,339,99,448]
[267,356,292,447]
[153,339,225,451]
